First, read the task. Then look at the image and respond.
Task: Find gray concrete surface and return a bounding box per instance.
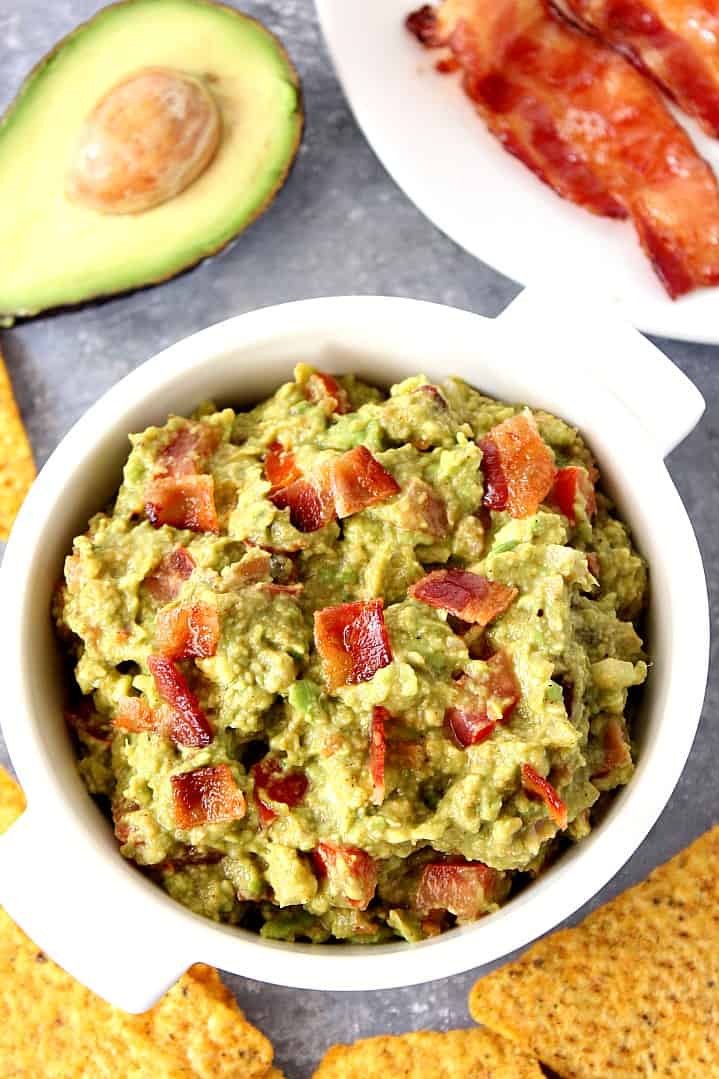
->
[1,3,716,1076]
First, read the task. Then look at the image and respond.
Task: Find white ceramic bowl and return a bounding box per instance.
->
[0,291,709,1012]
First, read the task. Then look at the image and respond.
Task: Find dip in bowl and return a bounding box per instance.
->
[0,293,708,1010]
[57,365,647,944]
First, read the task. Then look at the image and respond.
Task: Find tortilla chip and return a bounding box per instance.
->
[312,1028,544,1078]
[0,346,35,540]
[0,765,25,835]
[0,767,274,1079]
[469,825,719,1077]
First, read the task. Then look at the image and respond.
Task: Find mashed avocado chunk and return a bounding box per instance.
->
[56,366,648,942]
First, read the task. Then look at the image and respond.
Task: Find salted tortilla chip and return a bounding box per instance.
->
[0,347,35,540]
[470,825,719,1077]
[0,766,274,1079]
[0,766,25,835]
[312,1028,543,1078]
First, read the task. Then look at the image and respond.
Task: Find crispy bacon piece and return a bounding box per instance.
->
[521,762,568,828]
[447,649,520,746]
[413,0,719,297]
[154,603,220,660]
[144,547,195,602]
[416,858,501,919]
[251,756,309,826]
[270,476,335,532]
[551,465,597,523]
[145,475,219,533]
[306,371,351,414]
[264,441,301,491]
[314,600,393,691]
[330,446,400,518]
[113,697,156,733]
[65,700,112,743]
[593,716,632,777]
[147,655,213,747]
[397,477,450,537]
[479,414,555,517]
[171,764,246,830]
[312,842,378,910]
[409,568,518,626]
[370,706,390,805]
[158,423,219,478]
[555,0,719,138]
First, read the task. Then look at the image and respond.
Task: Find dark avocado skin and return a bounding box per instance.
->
[0,0,304,323]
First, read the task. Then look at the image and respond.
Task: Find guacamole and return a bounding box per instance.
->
[56,366,648,943]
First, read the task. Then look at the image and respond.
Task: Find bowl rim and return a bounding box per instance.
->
[0,294,709,999]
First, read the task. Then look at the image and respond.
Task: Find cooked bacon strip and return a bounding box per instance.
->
[154,603,220,660]
[521,762,568,828]
[592,716,632,777]
[397,478,450,537]
[251,756,309,826]
[551,465,597,523]
[410,568,518,626]
[416,859,502,919]
[113,697,156,733]
[145,475,219,533]
[270,476,335,532]
[147,654,213,747]
[370,706,390,805]
[330,446,400,518]
[312,842,378,910]
[479,414,555,517]
[158,422,219,478]
[555,0,719,138]
[314,599,393,691]
[144,547,195,602]
[171,764,246,830]
[411,0,719,297]
[306,371,351,414]
[447,649,520,746]
[264,441,301,491]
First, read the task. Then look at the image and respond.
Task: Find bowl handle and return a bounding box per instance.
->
[0,806,192,1013]
[496,288,705,458]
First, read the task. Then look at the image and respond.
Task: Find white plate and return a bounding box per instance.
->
[316,0,719,343]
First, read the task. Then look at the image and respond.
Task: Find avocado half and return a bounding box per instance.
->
[0,0,303,321]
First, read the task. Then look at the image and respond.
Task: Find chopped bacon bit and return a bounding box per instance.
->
[446,708,496,748]
[478,437,509,512]
[557,0,719,139]
[370,706,390,806]
[312,842,378,910]
[406,3,442,45]
[330,446,400,518]
[251,756,309,826]
[314,599,393,691]
[551,466,597,524]
[397,477,450,537]
[306,371,351,414]
[587,552,601,579]
[521,762,568,829]
[154,603,219,660]
[65,700,112,743]
[259,582,304,596]
[447,650,520,747]
[147,655,213,747]
[270,476,335,532]
[416,859,501,920]
[145,475,219,533]
[479,415,555,518]
[112,796,141,845]
[158,423,219,478]
[144,547,195,602]
[419,0,719,297]
[113,697,156,733]
[171,764,246,830]
[265,441,301,491]
[593,717,632,778]
[409,569,518,626]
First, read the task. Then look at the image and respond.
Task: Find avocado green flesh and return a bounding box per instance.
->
[57,369,648,943]
[0,0,302,319]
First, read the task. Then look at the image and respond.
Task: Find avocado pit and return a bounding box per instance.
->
[66,66,221,214]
